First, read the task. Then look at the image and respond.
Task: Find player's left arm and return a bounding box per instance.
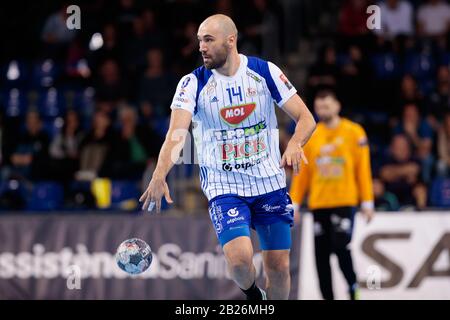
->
[354,125,375,223]
[280,94,316,174]
[266,61,316,174]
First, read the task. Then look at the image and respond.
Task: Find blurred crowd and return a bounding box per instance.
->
[1,0,450,211]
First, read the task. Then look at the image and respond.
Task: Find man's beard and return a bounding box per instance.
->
[318,114,333,123]
[204,45,228,70]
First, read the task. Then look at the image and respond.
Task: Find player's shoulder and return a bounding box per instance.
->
[342,118,369,147]
[246,55,276,72]
[191,65,212,80]
[342,118,366,134]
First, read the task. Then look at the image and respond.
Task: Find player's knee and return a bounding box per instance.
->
[265,257,290,279]
[227,255,253,273]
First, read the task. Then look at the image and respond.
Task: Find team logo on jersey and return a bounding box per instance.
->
[280,73,293,90]
[220,103,256,126]
[246,87,257,97]
[181,76,191,88]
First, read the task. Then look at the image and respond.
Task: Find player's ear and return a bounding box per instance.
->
[227,34,236,48]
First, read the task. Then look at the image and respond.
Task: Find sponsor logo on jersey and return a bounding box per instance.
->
[280,73,293,90]
[213,120,266,141]
[220,103,256,126]
[261,204,282,213]
[209,202,223,233]
[227,208,239,217]
[221,155,266,171]
[246,71,261,83]
[210,96,219,103]
[220,137,267,162]
[175,96,189,104]
[227,216,245,224]
[358,137,368,147]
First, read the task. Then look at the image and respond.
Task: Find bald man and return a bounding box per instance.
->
[140,14,316,300]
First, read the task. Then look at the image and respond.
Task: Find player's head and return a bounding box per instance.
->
[314,89,341,122]
[197,14,238,69]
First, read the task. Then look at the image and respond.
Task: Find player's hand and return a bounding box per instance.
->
[280,141,308,175]
[139,177,173,213]
[361,207,374,224]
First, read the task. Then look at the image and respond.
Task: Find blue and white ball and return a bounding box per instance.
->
[115,238,153,275]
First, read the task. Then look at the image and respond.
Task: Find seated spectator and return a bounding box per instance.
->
[338,44,371,110]
[428,65,450,124]
[393,103,435,183]
[174,21,201,75]
[8,110,50,181]
[94,59,127,114]
[373,177,400,211]
[374,0,414,40]
[306,45,339,104]
[99,106,161,180]
[49,110,84,182]
[90,24,124,71]
[417,0,450,38]
[380,134,427,209]
[138,48,176,119]
[393,74,424,119]
[76,111,113,181]
[141,9,166,51]
[41,4,78,60]
[437,112,450,177]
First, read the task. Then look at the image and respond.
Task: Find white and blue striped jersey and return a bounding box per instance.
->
[170,54,297,200]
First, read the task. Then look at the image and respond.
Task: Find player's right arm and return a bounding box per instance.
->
[140,74,197,212]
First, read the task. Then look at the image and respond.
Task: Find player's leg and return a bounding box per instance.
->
[313,209,334,300]
[222,236,264,299]
[208,195,264,300]
[252,188,294,300]
[330,207,358,299]
[258,232,291,299]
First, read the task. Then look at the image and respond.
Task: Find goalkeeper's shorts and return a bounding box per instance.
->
[208,187,294,250]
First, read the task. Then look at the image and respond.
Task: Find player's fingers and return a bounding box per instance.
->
[155,199,162,213]
[139,189,148,202]
[280,153,286,168]
[292,157,299,175]
[300,149,309,165]
[142,195,151,211]
[286,154,292,167]
[164,184,173,204]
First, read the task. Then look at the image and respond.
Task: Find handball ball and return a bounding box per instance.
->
[115,238,153,275]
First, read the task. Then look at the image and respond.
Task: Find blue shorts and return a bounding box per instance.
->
[208,188,294,250]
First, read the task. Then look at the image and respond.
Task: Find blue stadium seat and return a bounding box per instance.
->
[1,88,28,118]
[37,88,66,119]
[0,179,28,210]
[430,178,450,208]
[43,117,64,140]
[371,53,401,80]
[404,52,435,80]
[27,182,64,211]
[31,59,61,89]
[111,180,141,211]
[73,87,95,126]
